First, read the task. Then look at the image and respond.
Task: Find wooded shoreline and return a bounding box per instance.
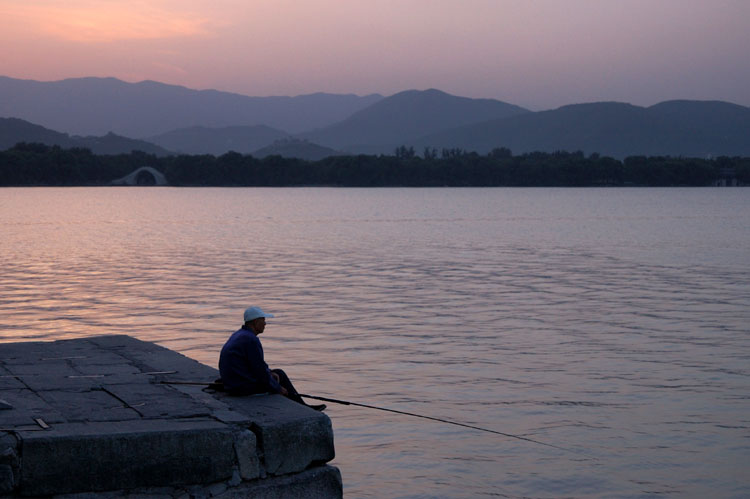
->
[1,143,747,187]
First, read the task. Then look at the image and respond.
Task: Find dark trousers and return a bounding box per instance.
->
[271,368,306,405]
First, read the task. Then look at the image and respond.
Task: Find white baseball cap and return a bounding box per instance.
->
[243,306,275,322]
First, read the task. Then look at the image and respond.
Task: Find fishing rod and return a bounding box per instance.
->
[299,393,589,456]
[158,380,586,456]
[163,380,668,494]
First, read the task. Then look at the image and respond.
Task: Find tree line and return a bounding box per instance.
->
[1,142,748,187]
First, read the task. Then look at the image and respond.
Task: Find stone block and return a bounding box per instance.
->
[233,429,260,480]
[0,377,25,391]
[4,360,78,377]
[218,394,335,476]
[13,373,104,392]
[168,383,234,414]
[0,431,18,493]
[87,373,157,387]
[212,408,255,424]
[131,486,178,496]
[0,389,67,427]
[101,383,211,419]
[18,419,235,496]
[207,480,228,496]
[0,432,18,452]
[85,335,155,352]
[228,469,242,487]
[72,335,219,382]
[51,491,124,499]
[0,463,14,494]
[0,341,48,362]
[214,465,343,499]
[36,389,141,422]
[85,335,216,380]
[1,445,18,467]
[0,340,90,363]
[53,490,173,499]
[123,350,219,382]
[68,351,132,366]
[70,359,141,376]
[0,365,26,390]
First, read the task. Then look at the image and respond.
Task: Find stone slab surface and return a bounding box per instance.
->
[100,383,211,419]
[0,366,25,390]
[0,336,223,428]
[36,389,141,422]
[0,389,67,427]
[0,335,339,496]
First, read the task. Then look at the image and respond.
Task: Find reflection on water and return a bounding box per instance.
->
[1,187,749,498]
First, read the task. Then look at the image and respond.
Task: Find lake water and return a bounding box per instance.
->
[1,187,749,498]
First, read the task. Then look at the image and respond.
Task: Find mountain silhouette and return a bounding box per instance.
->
[253,138,340,161]
[0,76,383,137]
[414,100,750,158]
[299,89,529,153]
[0,117,170,155]
[148,125,288,155]
[2,76,748,159]
[0,117,73,149]
[75,132,171,156]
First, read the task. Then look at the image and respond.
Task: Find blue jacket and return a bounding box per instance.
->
[219,326,282,395]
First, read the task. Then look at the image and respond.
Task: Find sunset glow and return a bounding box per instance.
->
[1,0,749,109]
[2,1,213,43]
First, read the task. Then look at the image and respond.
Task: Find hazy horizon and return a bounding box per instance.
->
[2,0,749,111]
[4,74,750,113]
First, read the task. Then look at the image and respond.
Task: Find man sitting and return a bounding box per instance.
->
[219,306,325,411]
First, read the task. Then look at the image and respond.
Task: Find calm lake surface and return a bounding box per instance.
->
[1,187,749,498]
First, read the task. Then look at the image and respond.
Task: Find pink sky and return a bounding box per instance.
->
[1,0,748,109]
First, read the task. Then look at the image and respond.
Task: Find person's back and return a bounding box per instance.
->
[219,326,278,395]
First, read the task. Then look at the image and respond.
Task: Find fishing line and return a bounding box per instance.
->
[300,393,692,492]
[159,380,589,457]
[161,380,669,491]
[299,393,591,457]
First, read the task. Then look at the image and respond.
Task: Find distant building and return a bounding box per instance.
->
[713,167,739,187]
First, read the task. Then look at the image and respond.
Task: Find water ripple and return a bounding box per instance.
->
[1,187,749,498]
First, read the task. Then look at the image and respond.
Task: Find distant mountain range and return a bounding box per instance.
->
[0,76,382,137]
[254,138,340,161]
[2,76,749,159]
[299,88,529,153]
[147,125,289,155]
[0,117,170,156]
[413,100,750,158]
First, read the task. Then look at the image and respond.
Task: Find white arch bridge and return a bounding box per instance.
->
[111,166,168,186]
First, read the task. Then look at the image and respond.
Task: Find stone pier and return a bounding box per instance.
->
[0,335,341,497]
